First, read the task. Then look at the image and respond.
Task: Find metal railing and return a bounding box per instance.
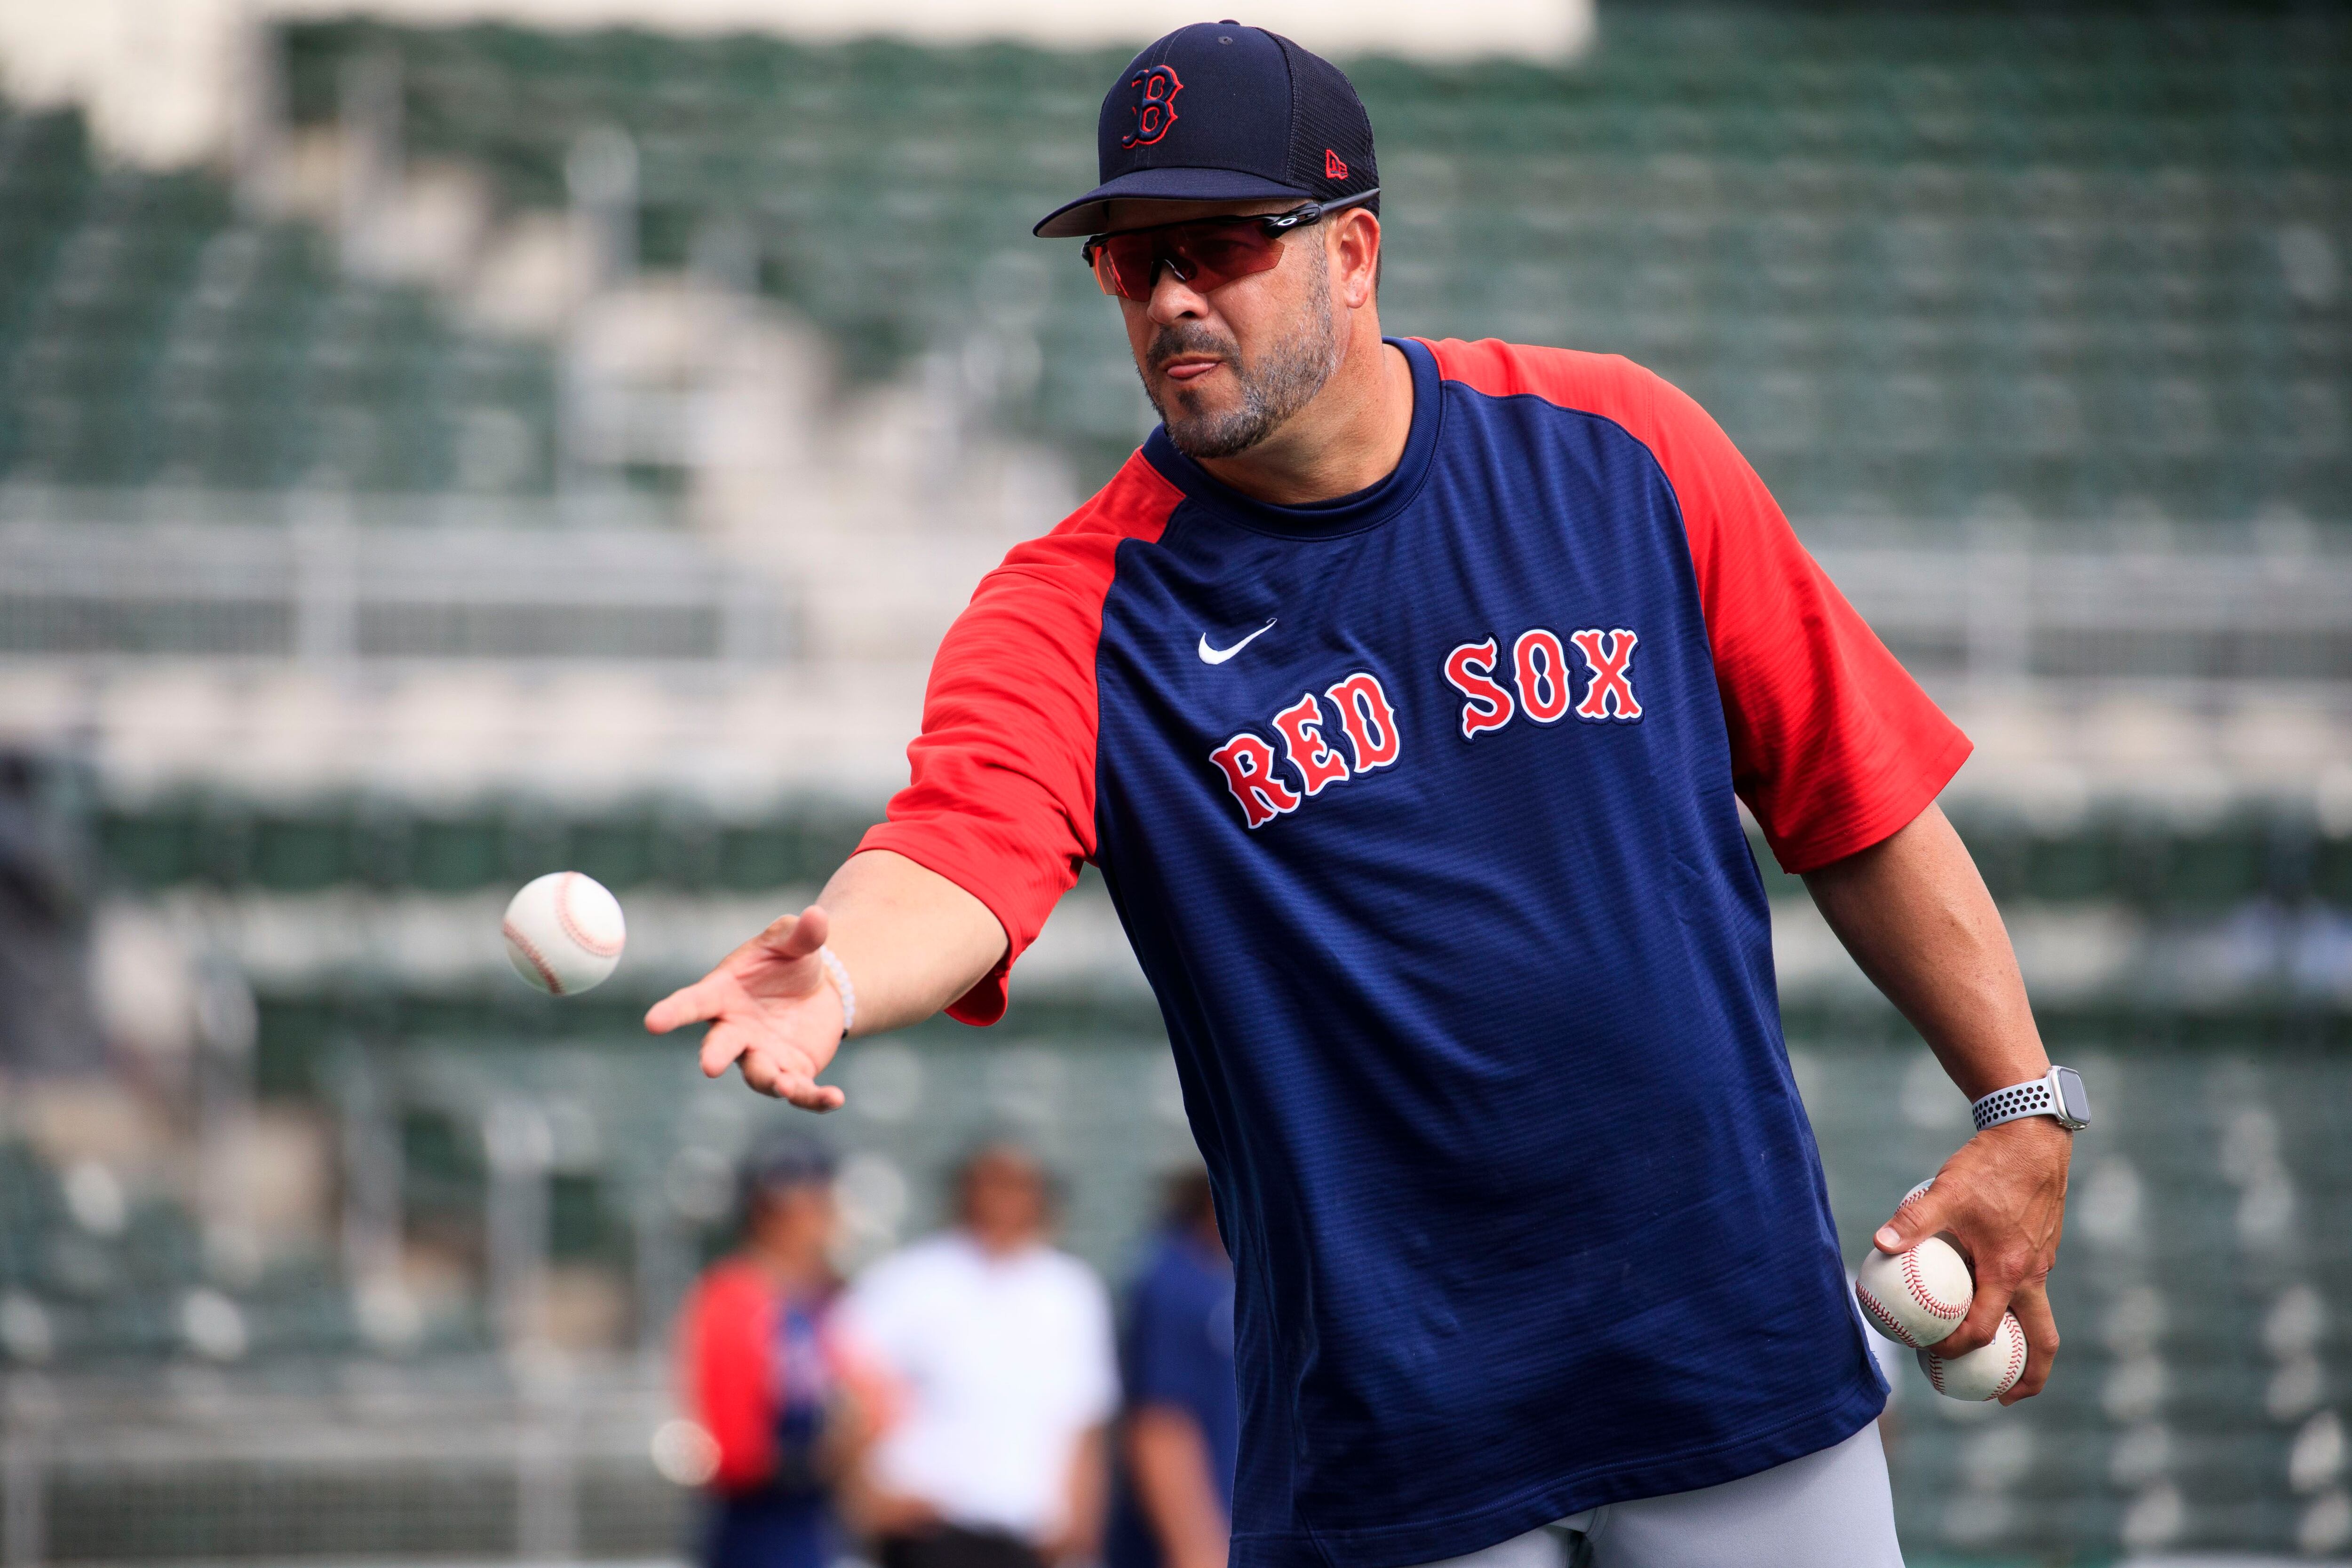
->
[0,1363,689,1565]
[0,498,790,665]
[5,490,2351,685]
[1814,538,2352,685]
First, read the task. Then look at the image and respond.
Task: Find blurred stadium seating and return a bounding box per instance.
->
[0,105,561,494]
[261,8,2352,521]
[0,3,2348,1563]
[6,10,2346,517]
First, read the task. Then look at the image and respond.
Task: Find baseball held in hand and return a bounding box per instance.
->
[1918,1311,2029,1401]
[503,872,626,995]
[1855,1234,1973,1348]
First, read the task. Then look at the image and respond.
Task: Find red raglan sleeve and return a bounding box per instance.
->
[857,457,1181,1024]
[1418,339,1971,872]
[680,1264,776,1493]
[1630,369,1972,872]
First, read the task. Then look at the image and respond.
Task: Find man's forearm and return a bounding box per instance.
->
[1799,803,2045,1098]
[1057,1424,1110,1562]
[1807,801,2071,1395]
[817,850,1008,1036]
[1126,1409,1229,1568]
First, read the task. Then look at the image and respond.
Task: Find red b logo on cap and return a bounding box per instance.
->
[1122,65,1184,148]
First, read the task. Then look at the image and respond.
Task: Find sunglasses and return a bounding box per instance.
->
[1081,189,1381,303]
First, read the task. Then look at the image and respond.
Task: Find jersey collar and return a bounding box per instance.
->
[1140,336,1442,540]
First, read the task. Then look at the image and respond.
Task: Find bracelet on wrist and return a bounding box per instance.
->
[816,945,856,1038]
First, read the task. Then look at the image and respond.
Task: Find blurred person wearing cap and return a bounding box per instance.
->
[1105,1170,1236,1568]
[835,1142,1117,1568]
[653,21,2075,1568]
[678,1136,873,1568]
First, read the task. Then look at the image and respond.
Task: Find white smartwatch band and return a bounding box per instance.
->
[1971,1065,2090,1133]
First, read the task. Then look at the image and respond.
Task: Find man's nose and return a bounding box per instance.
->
[1148,263,1211,324]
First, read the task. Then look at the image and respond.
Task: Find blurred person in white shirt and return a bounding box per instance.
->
[841,1142,1118,1568]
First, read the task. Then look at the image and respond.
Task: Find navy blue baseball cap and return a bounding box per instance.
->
[1033,22,1380,239]
[738,1130,836,1206]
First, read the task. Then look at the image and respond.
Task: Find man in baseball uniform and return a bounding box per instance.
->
[651,24,2079,1568]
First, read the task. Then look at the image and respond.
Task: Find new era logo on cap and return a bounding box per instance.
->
[1033,21,1381,239]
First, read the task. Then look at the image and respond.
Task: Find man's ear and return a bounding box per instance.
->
[1330,208,1381,311]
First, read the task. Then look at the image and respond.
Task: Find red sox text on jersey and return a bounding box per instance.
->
[1208,625,1643,829]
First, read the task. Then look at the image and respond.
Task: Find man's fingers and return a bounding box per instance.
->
[738,1049,785,1098]
[2001,1283,2060,1404]
[698,1019,765,1080]
[645,975,728,1035]
[735,1045,844,1112]
[781,1078,846,1114]
[1941,1261,2021,1357]
[660,912,841,1105]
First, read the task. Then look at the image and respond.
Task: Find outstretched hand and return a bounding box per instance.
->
[645,906,848,1110]
[1873,1116,2071,1403]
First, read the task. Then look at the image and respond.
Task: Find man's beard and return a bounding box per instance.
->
[1140,263,1343,461]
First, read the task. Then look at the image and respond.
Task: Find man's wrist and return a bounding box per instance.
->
[816,945,857,1038]
[1970,1064,2089,1132]
[1973,1113,2073,1162]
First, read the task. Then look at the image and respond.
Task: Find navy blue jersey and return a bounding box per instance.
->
[1108,1227,1240,1568]
[866,338,1969,1568]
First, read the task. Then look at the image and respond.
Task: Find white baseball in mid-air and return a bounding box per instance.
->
[1855,1234,1973,1348]
[1917,1311,2028,1401]
[502,872,626,995]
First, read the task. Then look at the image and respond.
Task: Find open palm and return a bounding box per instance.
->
[645,906,848,1110]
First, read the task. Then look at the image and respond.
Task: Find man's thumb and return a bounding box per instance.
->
[1874,1177,1939,1254]
[763,904,832,959]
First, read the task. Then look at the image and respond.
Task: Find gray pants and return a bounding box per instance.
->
[1409,1424,1904,1568]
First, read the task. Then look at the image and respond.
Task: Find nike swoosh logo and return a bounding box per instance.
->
[1198,619,1277,665]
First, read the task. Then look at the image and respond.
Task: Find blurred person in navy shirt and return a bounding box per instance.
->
[1108,1170,1237,1568]
[679,1135,879,1568]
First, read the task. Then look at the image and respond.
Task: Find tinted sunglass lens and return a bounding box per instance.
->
[1095,234,1156,301]
[1168,225,1284,291]
[1089,221,1286,302]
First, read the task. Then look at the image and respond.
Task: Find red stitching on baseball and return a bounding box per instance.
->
[554,873,622,959]
[1901,1248,1968,1321]
[1856,1281,1920,1347]
[504,919,565,995]
[1924,1317,2025,1400]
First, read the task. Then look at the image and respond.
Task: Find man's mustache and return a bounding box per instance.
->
[1147,325,1241,372]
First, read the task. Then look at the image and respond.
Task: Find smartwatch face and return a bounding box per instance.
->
[2052,1066,2090,1127]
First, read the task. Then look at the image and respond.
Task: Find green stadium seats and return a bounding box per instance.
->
[249,803,359,891]
[95,791,2334,917]
[405,810,505,891]
[2027,818,2127,902]
[183,11,2352,517]
[0,98,560,494]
